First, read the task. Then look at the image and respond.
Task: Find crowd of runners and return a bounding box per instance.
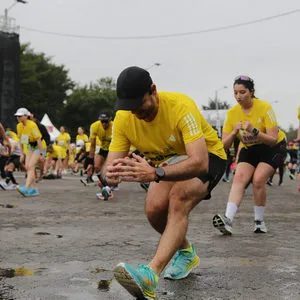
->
[0,67,299,299]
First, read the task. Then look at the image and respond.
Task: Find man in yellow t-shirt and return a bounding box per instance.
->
[100,66,227,299]
[83,111,113,186]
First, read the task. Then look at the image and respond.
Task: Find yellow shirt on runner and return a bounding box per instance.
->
[223,98,285,148]
[17,120,42,144]
[298,106,300,120]
[90,120,113,151]
[56,133,71,150]
[76,134,89,143]
[8,130,19,142]
[47,144,66,159]
[109,91,226,165]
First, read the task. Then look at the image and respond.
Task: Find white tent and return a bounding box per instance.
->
[40,113,60,141]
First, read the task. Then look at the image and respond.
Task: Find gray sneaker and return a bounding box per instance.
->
[213,214,232,235]
[254,220,267,233]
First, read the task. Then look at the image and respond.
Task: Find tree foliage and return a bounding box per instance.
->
[202,99,231,110]
[20,43,74,123]
[59,78,117,138]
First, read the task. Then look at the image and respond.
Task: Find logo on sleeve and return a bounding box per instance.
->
[168,135,176,142]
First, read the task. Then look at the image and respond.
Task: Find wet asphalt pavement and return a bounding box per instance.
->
[0,172,299,300]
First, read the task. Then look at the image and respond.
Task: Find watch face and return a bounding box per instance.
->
[156,167,165,177]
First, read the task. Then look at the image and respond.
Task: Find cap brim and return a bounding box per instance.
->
[14,113,22,116]
[115,96,143,111]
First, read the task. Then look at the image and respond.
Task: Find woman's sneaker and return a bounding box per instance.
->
[212,214,233,235]
[254,220,267,233]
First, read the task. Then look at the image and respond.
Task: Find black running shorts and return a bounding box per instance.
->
[98,148,109,158]
[198,153,227,200]
[238,140,286,170]
[5,155,20,169]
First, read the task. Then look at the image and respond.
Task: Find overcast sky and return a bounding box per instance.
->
[1,0,299,130]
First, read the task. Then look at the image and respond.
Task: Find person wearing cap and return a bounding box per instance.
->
[100,66,227,299]
[84,111,113,188]
[70,139,87,174]
[213,76,287,236]
[15,107,44,197]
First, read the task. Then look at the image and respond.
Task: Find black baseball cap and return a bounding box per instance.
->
[116,66,153,111]
[98,111,111,122]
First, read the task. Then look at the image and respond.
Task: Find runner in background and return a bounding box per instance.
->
[56,126,71,174]
[213,75,286,235]
[15,108,44,197]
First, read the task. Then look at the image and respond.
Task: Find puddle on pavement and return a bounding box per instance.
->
[0,267,47,278]
[0,267,34,278]
[89,267,113,292]
[0,203,15,208]
[97,279,112,291]
[35,232,51,235]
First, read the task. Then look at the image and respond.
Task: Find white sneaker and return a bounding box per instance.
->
[0,181,8,190]
[254,220,267,233]
[5,183,18,190]
[213,214,232,235]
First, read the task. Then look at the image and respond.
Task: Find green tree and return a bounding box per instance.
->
[60,78,117,139]
[20,43,74,123]
[202,99,231,110]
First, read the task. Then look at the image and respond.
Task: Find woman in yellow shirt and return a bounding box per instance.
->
[15,108,44,197]
[56,126,71,172]
[213,75,286,235]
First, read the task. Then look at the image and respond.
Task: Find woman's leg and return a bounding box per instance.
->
[251,162,275,231]
[25,151,40,189]
[224,162,255,222]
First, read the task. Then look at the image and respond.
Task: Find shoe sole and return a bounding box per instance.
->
[16,186,26,197]
[114,263,153,300]
[254,228,267,233]
[0,183,7,191]
[212,214,232,235]
[164,255,200,280]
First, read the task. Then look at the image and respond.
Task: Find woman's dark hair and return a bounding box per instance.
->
[234,76,256,97]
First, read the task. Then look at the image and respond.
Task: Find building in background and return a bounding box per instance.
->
[0,9,20,128]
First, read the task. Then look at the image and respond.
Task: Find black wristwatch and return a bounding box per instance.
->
[155,167,165,183]
[252,128,260,136]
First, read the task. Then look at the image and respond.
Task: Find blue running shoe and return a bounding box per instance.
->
[16,185,28,197]
[28,188,39,196]
[164,243,200,280]
[114,263,158,299]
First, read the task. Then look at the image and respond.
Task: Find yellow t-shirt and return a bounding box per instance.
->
[223,98,285,148]
[17,120,42,145]
[8,131,19,142]
[90,120,113,151]
[76,134,89,143]
[47,144,66,159]
[298,106,300,120]
[109,91,226,165]
[56,133,71,150]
